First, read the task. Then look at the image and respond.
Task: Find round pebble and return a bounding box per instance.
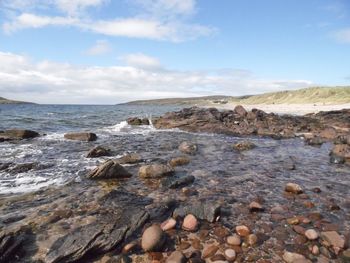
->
[141,225,165,252]
[161,218,177,231]
[182,214,198,231]
[305,229,319,240]
[285,183,303,194]
[235,225,250,237]
[227,234,241,246]
[224,248,236,261]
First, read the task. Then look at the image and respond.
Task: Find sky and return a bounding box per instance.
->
[0,0,349,104]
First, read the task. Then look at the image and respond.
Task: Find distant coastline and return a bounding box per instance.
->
[0,96,34,104]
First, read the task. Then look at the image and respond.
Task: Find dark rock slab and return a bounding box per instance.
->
[86,146,111,158]
[0,230,26,263]
[87,160,132,179]
[127,117,150,125]
[0,129,39,140]
[64,132,97,142]
[173,201,221,223]
[161,175,195,189]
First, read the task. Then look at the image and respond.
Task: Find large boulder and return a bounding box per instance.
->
[86,146,111,158]
[87,160,132,179]
[139,164,174,178]
[127,117,150,126]
[0,129,39,140]
[64,132,97,142]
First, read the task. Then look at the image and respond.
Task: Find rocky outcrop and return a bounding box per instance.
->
[64,132,97,142]
[127,117,150,125]
[87,160,132,179]
[139,164,174,178]
[173,201,221,223]
[0,129,39,140]
[86,146,111,158]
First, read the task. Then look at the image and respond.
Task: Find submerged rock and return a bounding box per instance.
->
[232,141,256,151]
[141,225,165,252]
[139,164,174,178]
[0,129,39,140]
[179,141,197,155]
[86,146,111,158]
[161,174,195,189]
[87,160,132,179]
[116,153,142,164]
[64,132,97,142]
[173,201,220,223]
[169,156,190,167]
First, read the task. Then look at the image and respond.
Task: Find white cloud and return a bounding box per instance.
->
[85,40,111,55]
[332,28,350,43]
[1,0,216,42]
[0,51,313,104]
[122,53,162,69]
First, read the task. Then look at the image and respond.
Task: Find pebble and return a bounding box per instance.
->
[202,245,219,258]
[282,251,306,263]
[246,234,258,246]
[227,234,241,246]
[293,225,306,235]
[161,218,177,231]
[235,225,250,237]
[311,245,320,255]
[122,242,137,253]
[305,229,319,240]
[182,214,198,231]
[166,251,186,263]
[285,183,303,194]
[287,217,300,225]
[141,225,165,252]
[224,248,236,261]
[249,201,264,212]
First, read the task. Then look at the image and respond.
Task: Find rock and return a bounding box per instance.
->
[235,225,250,237]
[166,251,186,263]
[161,175,195,189]
[285,183,303,194]
[182,214,198,231]
[282,251,306,263]
[138,164,174,178]
[234,105,247,117]
[305,229,319,240]
[227,234,241,246]
[246,234,258,246]
[179,141,197,155]
[173,201,221,223]
[0,230,26,262]
[127,117,150,125]
[311,245,319,255]
[0,129,39,140]
[122,242,137,253]
[202,245,219,258]
[224,248,236,261]
[321,231,345,250]
[320,127,337,140]
[160,218,177,231]
[330,144,350,163]
[86,146,111,158]
[232,141,256,151]
[141,225,165,252]
[330,154,345,164]
[116,153,142,164]
[249,201,264,212]
[87,160,132,179]
[169,156,190,167]
[341,249,350,263]
[64,132,97,141]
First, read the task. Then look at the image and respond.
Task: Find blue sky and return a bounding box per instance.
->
[0,0,349,104]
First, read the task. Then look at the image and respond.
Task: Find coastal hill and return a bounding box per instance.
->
[0,96,33,104]
[123,86,350,106]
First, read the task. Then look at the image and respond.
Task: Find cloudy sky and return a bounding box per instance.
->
[0,0,349,104]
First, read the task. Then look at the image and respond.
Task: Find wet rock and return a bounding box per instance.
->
[330,154,345,164]
[235,225,250,237]
[285,183,303,194]
[234,105,247,117]
[0,230,26,262]
[116,153,142,164]
[330,144,350,163]
[141,225,165,252]
[173,201,221,223]
[227,234,241,246]
[305,229,319,240]
[202,245,219,258]
[161,175,195,189]
[160,218,177,231]
[88,160,132,179]
[87,146,111,158]
[0,129,39,140]
[139,164,174,178]
[166,251,186,263]
[179,141,198,155]
[127,117,150,125]
[64,132,97,142]
[282,251,306,263]
[224,248,236,261]
[232,141,256,151]
[169,156,190,167]
[321,231,345,250]
[249,201,264,212]
[182,214,198,231]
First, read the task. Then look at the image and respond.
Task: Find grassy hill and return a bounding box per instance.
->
[123,87,350,106]
[0,96,33,104]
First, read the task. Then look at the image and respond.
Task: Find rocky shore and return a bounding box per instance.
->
[0,106,349,263]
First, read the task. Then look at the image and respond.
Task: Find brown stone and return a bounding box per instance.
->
[236,225,250,237]
[202,245,219,258]
[285,183,303,194]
